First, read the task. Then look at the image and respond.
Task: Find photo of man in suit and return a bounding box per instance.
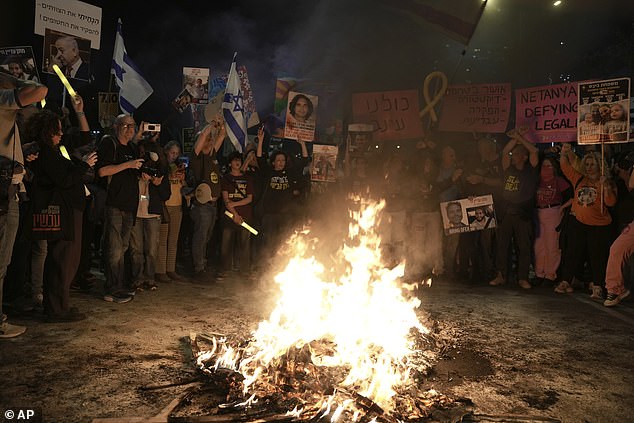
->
[53,35,90,81]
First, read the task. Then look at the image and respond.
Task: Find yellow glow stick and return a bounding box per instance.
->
[59,145,71,161]
[224,210,258,235]
[40,99,46,108]
[52,64,77,98]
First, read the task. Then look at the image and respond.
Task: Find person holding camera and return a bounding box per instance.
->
[25,96,97,323]
[129,141,170,291]
[96,114,144,303]
[0,72,47,338]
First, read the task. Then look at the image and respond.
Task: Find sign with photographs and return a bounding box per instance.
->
[311,144,338,182]
[42,29,91,81]
[172,88,193,113]
[284,91,318,142]
[183,67,209,104]
[0,46,40,82]
[440,195,496,236]
[209,65,259,128]
[577,78,630,145]
[34,0,102,49]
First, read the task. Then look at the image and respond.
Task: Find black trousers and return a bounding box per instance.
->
[43,209,83,316]
[560,218,614,286]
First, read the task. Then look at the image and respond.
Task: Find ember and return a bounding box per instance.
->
[195,200,450,421]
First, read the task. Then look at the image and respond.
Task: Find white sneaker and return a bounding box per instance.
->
[590,285,603,300]
[554,280,573,294]
[0,322,27,339]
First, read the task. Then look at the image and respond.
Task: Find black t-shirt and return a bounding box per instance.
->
[221,172,254,222]
[96,136,139,212]
[257,156,306,215]
[501,163,539,217]
[189,149,222,199]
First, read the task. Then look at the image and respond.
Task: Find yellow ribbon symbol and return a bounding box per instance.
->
[419,71,448,123]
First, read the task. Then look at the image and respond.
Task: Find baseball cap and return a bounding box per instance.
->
[194,183,213,204]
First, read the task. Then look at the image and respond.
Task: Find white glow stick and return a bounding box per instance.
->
[224,210,258,235]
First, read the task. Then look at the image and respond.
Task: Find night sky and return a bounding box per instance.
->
[3,0,634,129]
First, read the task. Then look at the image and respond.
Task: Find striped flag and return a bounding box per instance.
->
[378,0,487,45]
[222,52,246,153]
[111,19,153,114]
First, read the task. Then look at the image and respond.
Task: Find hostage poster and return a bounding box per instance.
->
[284,91,318,142]
[577,78,630,144]
[183,67,209,104]
[440,195,496,236]
[0,46,40,82]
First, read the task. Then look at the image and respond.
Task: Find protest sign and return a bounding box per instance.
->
[0,46,40,82]
[577,78,630,144]
[42,28,91,81]
[440,195,496,236]
[98,92,118,128]
[35,0,102,49]
[183,67,209,104]
[284,91,318,142]
[352,90,423,142]
[182,127,196,154]
[439,83,511,133]
[172,88,193,113]
[311,144,338,182]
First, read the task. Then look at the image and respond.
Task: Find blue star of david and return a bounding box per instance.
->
[225,90,244,113]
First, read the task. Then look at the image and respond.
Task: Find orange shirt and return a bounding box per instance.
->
[561,158,616,226]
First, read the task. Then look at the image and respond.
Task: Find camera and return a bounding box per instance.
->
[140,164,163,178]
[141,122,161,132]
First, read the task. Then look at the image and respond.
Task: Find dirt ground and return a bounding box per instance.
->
[1,271,633,423]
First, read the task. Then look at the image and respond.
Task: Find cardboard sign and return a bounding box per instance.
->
[352,90,423,141]
[34,0,102,49]
[440,195,496,236]
[577,78,630,144]
[439,83,511,133]
[284,91,318,142]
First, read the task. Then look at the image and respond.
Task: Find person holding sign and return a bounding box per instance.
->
[489,127,539,289]
[555,144,617,299]
[26,97,97,322]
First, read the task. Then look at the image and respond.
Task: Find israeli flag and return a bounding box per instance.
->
[111,19,153,114]
[222,52,246,153]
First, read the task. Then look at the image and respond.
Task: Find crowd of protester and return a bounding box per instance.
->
[0,72,632,339]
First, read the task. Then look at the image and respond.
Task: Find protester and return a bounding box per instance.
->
[26,98,97,322]
[555,144,617,298]
[489,127,539,289]
[189,121,225,280]
[0,73,47,338]
[96,115,144,303]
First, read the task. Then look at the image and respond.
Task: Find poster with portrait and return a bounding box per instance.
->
[183,67,209,104]
[284,91,318,142]
[42,29,91,81]
[311,144,338,182]
[577,78,630,145]
[172,88,193,113]
[440,195,496,236]
[0,46,40,82]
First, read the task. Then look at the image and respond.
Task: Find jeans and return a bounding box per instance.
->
[103,206,135,294]
[30,240,47,301]
[190,202,217,273]
[129,216,161,283]
[0,198,19,317]
[221,222,251,273]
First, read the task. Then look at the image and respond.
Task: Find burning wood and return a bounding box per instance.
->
[190,200,460,421]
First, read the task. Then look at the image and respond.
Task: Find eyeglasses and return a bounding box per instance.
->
[121,123,136,129]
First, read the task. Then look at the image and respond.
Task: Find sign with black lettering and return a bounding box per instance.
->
[98,92,118,128]
[34,0,102,50]
[352,90,423,142]
[515,82,578,143]
[439,83,511,133]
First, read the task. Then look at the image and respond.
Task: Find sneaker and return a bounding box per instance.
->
[591,285,604,300]
[166,272,187,282]
[103,292,133,304]
[554,280,573,294]
[143,280,158,291]
[604,290,631,307]
[0,321,27,338]
[155,273,172,283]
[518,279,531,289]
[488,272,505,286]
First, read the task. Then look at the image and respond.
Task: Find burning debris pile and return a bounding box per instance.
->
[192,200,466,422]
